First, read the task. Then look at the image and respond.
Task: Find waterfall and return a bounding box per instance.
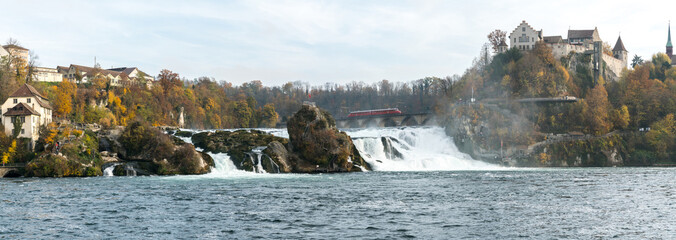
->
[103,163,121,176]
[170,127,501,175]
[348,127,502,171]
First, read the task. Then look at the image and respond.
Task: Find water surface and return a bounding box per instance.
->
[2,168,675,239]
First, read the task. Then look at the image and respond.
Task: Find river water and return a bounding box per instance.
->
[1,127,676,239]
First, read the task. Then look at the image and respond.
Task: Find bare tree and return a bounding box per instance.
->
[487,30,507,53]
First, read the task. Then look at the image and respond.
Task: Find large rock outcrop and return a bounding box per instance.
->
[286,104,370,172]
[191,130,288,173]
[186,104,371,173]
[112,121,214,175]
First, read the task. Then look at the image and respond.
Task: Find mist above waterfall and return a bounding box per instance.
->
[348,127,501,171]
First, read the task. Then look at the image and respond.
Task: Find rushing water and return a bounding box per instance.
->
[3,127,676,238]
[3,169,676,239]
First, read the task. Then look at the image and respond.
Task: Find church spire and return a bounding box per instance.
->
[667,22,673,57]
[668,22,673,48]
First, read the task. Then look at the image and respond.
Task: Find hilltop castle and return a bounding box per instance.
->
[502,21,627,82]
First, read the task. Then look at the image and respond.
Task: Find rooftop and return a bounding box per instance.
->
[3,102,40,116]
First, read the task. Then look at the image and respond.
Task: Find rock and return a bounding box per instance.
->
[263,141,292,173]
[287,104,371,172]
[25,154,101,177]
[115,121,214,175]
[191,129,288,172]
[175,130,194,138]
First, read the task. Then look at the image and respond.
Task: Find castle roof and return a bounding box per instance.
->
[3,102,40,116]
[567,29,596,39]
[613,36,627,52]
[543,36,564,43]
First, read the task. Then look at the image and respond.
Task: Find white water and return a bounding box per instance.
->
[173,126,500,176]
[103,163,121,176]
[348,127,502,171]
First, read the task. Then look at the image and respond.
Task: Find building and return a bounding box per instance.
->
[107,67,155,83]
[497,39,508,54]
[33,67,65,82]
[509,20,542,51]
[666,23,676,65]
[506,20,628,81]
[63,64,153,87]
[2,44,30,63]
[0,46,8,59]
[64,64,126,86]
[613,36,628,65]
[1,84,53,149]
[567,28,601,48]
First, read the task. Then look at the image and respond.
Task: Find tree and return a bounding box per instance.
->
[610,105,630,129]
[54,79,76,118]
[487,30,507,53]
[646,114,676,159]
[651,53,671,81]
[586,84,612,135]
[1,140,16,166]
[259,103,279,127]
[158,69,181,95]
[631,55,643,68]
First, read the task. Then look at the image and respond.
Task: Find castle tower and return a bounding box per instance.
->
[613,35,628,67]
[497,39,508,54]
[667,22,673,57]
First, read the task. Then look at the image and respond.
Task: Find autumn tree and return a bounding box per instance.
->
[158,69,182,95]
[487,30,507,53]
[646,114,676,159]
[609,105,630,130]
[53,80,76,118]
[651,53,671,81]
[259,103,279,128]
[585,84,611,135]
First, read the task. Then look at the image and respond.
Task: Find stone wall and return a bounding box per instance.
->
[602,54,627,82]
[548,43,589,60]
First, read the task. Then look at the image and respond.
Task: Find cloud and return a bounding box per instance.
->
[0,0,673,86]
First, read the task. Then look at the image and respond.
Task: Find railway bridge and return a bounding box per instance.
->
[335,112,436,128]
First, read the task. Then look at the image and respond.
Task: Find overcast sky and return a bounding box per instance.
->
[1,0,673,86]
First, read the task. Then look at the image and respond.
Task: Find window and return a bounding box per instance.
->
[21,116,25,122]
[21,129,24,134]
[13,99,17,104]
[27,98,31,103]
[522,27,525,31]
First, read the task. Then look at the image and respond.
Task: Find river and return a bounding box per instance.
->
[1,127,675,239]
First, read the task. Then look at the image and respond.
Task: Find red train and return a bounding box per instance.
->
[347,108,402,117]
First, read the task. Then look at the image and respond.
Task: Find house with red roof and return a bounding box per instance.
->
[1,84,53,149]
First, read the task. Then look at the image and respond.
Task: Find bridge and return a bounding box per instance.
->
[336,112,436,128]
[0,163,24,178]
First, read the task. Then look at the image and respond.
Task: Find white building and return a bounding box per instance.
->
[2,44,29,64]
[509,20,542,51]
[63,64,154,87]
[0,46,8,59]
[1,84,53,149]
[33,67,65,82]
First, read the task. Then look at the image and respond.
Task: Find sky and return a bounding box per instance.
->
[1,0,674,86]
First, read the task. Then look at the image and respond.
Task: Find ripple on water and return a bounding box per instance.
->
[2,169,676,238]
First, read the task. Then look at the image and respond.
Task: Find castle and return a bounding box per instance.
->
[502,21,628,81]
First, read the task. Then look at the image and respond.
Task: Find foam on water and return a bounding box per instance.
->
[347,127,502,171]
[173,126,501,175]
